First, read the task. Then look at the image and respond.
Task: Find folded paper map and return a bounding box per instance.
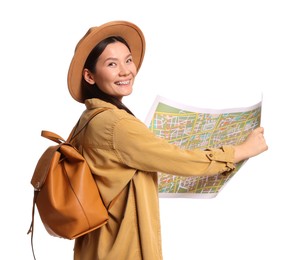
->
[145,95,262,198]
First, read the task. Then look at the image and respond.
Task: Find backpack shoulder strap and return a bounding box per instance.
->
[68,107,110,142]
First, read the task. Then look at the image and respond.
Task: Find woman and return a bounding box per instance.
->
[67,21,268,260]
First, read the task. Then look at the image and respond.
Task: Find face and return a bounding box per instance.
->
[84,41,137,101]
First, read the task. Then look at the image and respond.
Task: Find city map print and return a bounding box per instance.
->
[146,96,262,198]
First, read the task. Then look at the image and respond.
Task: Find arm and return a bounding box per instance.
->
[114,117,236,176]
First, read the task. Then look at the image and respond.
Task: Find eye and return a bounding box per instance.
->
[126,57,133,64]
[107,62,117,67]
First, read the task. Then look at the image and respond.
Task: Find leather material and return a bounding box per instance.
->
[29,108,110,240]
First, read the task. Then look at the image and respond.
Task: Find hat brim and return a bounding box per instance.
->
[67,21,145,103]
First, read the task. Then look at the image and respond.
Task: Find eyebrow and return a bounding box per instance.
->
[103,53,132,64]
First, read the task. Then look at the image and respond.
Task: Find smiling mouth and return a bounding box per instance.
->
[116,80,130,85]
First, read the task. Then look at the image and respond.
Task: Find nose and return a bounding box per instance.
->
[119,63,130,76]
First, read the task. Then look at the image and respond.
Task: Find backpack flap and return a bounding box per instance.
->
[31,131,66,190]
[30,144,61,190]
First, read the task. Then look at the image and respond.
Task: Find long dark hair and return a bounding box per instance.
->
[82,36,134,116]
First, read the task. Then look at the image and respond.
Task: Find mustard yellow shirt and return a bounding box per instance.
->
[73,98,235,260]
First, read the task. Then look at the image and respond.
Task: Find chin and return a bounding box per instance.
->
[123,89,133,97]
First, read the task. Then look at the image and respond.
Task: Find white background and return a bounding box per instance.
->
[1,0,292,259]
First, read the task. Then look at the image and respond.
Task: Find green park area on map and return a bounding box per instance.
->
[147,96,262,198]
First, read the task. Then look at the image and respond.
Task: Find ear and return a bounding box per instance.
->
[83,69,95,85]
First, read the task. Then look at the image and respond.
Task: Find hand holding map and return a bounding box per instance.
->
[233,127,267,163]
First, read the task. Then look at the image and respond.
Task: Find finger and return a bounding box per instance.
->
[255,126,264,134]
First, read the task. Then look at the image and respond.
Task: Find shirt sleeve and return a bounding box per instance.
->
[112,117,236,177]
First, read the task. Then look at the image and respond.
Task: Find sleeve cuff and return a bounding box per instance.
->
[205,145,236,172]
